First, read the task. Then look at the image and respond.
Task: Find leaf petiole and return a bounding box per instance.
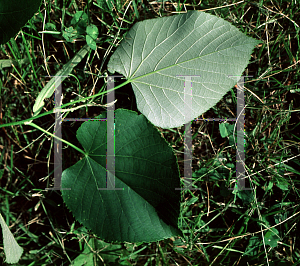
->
[27,122,86,155]
[0,79,128,129]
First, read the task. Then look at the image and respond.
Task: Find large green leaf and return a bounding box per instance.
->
[61,109,182,243]
[0,0,42,45]
[107,11,261,129]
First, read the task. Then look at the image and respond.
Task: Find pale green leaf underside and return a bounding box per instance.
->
[0,212,23,264]
[108,11,261,129]
[61,109,182,243]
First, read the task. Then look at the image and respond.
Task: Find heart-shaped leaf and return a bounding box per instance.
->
[107,11,261,129]
[61,109,182,243]
[0,0,42,45]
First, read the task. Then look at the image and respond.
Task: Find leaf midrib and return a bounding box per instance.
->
[128,33,252,83]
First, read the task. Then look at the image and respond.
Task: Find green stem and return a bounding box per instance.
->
[0,78,131,129]
[29,122,86,155]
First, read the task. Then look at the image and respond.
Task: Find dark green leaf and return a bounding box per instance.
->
[264,229,280,247]
[61,109,182,243]
[0,0,42,44]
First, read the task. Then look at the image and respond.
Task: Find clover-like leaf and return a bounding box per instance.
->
[0,0,42,45]
[61,109,182,243]
[219,122,234,138]
[108,11,261,129]
[62,26,78,42]
[86,24,99,50]
[70,11,88,35]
